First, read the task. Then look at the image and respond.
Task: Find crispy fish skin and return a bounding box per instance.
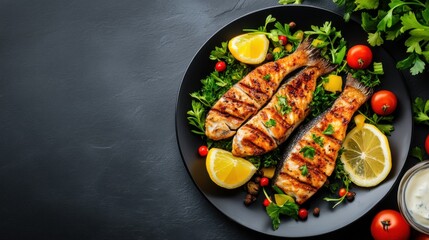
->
[205,39,322,141]
[231,58,336,157]
[273,74,373,205]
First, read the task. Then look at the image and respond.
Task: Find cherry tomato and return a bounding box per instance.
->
[371,90,398,116]
[425,134,429,155]
[338,188,347,197]
[370,209,410,240]
[215,61,226,72]
[416,232,429,240]
[263,198,270,207]
[346,45,373,69]
[198,145,208,157]
[298,208,308,220]
[278,35,288,45]
[260,177,269,187]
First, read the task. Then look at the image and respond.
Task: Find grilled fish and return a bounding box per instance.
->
[205,39,323,141]
[231,58,336,157]
[273,74,372,204]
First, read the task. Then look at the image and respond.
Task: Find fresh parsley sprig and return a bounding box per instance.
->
[409,97,429,161]
[262,187,299,230]
[412,97,429,125]
[187,101,206,136]
[304,21,347,65]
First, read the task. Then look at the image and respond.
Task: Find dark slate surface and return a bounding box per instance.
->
[0,0,428,239]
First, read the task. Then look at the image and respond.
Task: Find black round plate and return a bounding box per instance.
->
[175,5,412,237]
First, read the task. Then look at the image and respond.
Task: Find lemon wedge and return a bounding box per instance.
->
[274,194,294,207]
[341,123,392,187]
[206,148,257,189]
[228,33,269,65]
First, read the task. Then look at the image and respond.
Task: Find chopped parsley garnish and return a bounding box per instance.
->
[323,124,334,135]
[312,134,324,147]
[264,74,271,81]
[276,95,292,115]
[299,165,309,176]
[300,146,315,159]
[265,119,277,128]
[309,82,339,118]
[248,148,281,169]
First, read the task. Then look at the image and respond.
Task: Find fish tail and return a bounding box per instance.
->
[312,56,337,76]
[345,73,373,101]
[295,38,321,64]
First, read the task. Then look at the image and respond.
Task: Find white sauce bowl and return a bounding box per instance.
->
[397,160,429,235]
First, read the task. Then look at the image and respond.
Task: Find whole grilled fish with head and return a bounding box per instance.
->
[231,58,336,157]
[205,39,324,141]
[273,74,373,205]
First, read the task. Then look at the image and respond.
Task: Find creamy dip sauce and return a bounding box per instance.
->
[405,167,429,229]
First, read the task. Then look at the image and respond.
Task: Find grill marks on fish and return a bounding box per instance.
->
[274,74,372,205]
[231,58,336,157]
[205,39,322,140]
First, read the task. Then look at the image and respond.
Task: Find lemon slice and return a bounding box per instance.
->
[228,33,269,65]
[341,123,392,187]
[206,148,257,189]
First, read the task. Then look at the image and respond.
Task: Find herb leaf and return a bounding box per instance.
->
[266,201,299,230]
[323,124,334,135]
[312,133,324,147]
[413,97,429,125]
[299,164,309,176]
[265,119,277,128]
[410,146,424,161]
[186,101,206,136]
[300,146,315,159]
[276,95,292,115]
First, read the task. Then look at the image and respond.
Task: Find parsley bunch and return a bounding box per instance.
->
[336,0,429,75]
[280,0,429,75]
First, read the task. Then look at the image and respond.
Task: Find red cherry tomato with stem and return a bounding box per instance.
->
[278,35,288,45]
[346,45,373,69]
[215,61,226,72]
[338,188,347,197]
[198,145,208,157]
[425,134,429,155]
[370,209,410,240]
[371,90,398,116]
[260,177,269,187]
